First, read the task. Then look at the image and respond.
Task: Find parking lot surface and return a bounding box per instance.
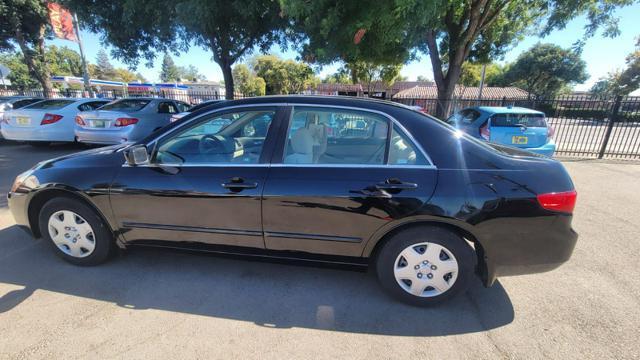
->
[1,141,639,359]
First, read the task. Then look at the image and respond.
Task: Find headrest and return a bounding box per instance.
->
[291,128,314,155]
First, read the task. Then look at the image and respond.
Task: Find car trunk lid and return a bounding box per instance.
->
[488,113,548,148]
[77,110,132,130]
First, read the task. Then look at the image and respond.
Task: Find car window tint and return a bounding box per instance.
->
[77,101,108,111]
[155,109,275,165]
[100,99,150,111]
[25,99,74,110]
[388,126,428,165]
[175,102,190,112]
[447,109,481,125]
[12,99,42,109]
[158,102,178,114]
[284,107,389,165]
[491,113,546,127]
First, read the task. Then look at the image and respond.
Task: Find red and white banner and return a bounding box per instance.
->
[47,3,78,42]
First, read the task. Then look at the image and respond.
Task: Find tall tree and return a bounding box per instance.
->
[66,0,287,99]
[459,62,505,87]
[160,53,180,82]
[46,45,83,77]
[94,49,117,79]
[233,63,266,96]
[177,64,206,81]
[500,43,588,99]
[252,54,316,94]
[0,52,39,90]
[416,0,634,116]
[591,38,640,96]
[0,0,54,96]
[347,61,402,96]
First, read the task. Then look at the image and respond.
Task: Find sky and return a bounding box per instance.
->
[48,3,640,92]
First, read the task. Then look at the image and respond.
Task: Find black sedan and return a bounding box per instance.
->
[7,96,578,306]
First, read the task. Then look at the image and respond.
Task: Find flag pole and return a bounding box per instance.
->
[72,13,94,97]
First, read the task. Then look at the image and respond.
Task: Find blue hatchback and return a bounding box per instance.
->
[446,106,556,157]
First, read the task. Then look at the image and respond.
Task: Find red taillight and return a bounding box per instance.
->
[40,113,63,125]
[537,190,577,214]
[480,122,490,140]
[75,116,86,126]
[115,117,139,127]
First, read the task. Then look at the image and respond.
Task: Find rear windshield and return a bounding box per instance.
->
[491,113,546,127]
[100,99,150,111]
[26,99,75,110]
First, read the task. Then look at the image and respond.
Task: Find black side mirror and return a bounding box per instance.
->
[124,145,150,166]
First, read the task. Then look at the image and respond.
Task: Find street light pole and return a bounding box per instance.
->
[73,13,94,97]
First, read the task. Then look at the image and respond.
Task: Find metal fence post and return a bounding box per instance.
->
[501,97,506,106]
[598,95,622,159]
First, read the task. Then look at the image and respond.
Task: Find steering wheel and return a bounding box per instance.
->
[198,134,233,162]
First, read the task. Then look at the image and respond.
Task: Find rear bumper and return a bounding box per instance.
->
[523,139,556,157]
[1,123,73,142]
[479,214,578,286]
[75,127,133,145]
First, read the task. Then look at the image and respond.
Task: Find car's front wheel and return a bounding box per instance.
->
[38,197,115,265]
[376,226,475,306]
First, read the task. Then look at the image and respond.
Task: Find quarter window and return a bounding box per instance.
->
[155,109,275,165]
[388,126,428,165]
[284,107,389,165]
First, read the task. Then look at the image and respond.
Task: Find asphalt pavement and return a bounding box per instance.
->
[0,141,639,359]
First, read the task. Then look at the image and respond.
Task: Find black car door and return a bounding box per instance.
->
[262,105,438,257]
[110,106,284,248]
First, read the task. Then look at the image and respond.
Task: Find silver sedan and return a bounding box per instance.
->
[75,98,190,145]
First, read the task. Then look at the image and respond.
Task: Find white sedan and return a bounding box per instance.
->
[1,98,110,145]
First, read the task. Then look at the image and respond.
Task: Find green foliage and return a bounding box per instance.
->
[252,54,316,95]
[500,43,588,99]
[160,53,181,82]
[281,0,442,65]
[0,51,39,90]
[178,65,205,81]
[323,67,352,84]
[233,64,266,96]
[94,49,117,80]
[346,61,402,95]
[0,0,54,95]
[46,45,83,77]
[459,63,505,87]
[66,0,287,98]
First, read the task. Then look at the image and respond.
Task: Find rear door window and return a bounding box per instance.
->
[25,99,75,110]
[158,102,178,114]
[491,113,546,127]
[284,107,389,165]
[100,99,150,111]
[447,109,481,125]
[174,102,191,113]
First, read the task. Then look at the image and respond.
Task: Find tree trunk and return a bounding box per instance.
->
[15,25,53,98]
[220,60,234,100]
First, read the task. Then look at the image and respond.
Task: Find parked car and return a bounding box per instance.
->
[8,96,577,306]
[170,99,225,122]
[447,106,556,157]
[1,98,110,145]
[75,98,190,145]
[0,96,44,139]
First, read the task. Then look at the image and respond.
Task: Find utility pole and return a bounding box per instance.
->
[73,13,94,97]
[478,63,487,103]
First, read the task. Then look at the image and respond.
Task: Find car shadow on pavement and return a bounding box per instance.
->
[0,225,514,336]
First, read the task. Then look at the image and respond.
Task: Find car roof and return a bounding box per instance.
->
[197,95,420,113]
[475,106,544,115]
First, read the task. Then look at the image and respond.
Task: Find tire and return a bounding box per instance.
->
[375,226,475,306]
[38,197,115,266]
[28,141,50,147]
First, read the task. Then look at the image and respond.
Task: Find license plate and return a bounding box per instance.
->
[16,116,31,126]
[92,120,106,128]
[512,135,528,145]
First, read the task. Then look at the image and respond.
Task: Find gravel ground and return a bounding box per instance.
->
[0,141,639,360]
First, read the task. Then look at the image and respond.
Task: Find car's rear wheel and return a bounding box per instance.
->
[375,226,475,306]
[38,197,115,265]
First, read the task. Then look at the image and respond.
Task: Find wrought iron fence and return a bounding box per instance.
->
[394,95,640,160]
[2,88,639,160]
